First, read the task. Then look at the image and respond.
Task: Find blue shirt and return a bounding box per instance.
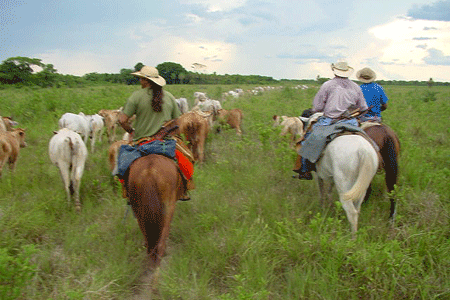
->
[359,82,388,118]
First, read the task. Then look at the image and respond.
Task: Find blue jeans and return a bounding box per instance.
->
[299,117,358,172]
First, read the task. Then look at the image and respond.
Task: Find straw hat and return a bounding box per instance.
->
[356,67,376,83]
[331,62,354,78]
[131,66,166,86]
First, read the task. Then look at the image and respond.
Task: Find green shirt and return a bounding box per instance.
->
[122,87,181,141]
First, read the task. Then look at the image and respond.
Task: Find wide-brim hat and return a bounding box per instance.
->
[331,62,354,78]
[356,67,376,83]
[131,66,166,86]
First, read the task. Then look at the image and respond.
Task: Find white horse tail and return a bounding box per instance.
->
[342,147,377,204]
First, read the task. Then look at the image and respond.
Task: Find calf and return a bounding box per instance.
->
[175,111,210,163]
[58,113,90,145]
[108,132,130,174]
[217,109,244,135]
[98,108,122,143]
[273,115,304,145]
[0,128,27,178]
[49,128,88,211]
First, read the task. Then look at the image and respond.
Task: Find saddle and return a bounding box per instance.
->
[117,119,195,199]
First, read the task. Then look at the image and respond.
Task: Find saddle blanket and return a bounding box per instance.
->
[299,123,375,163]
[115,139,176,177]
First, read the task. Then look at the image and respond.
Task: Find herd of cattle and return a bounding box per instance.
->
[0,85,294,210]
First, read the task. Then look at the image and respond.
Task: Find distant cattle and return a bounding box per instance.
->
[0,128,27,178]
[98,108,122,143]
[217,109,244,135]
[175,98,189,114]
[78,113,105,152]
[49,128,88,211]
[58,113,90,144]
[175,111,210,163]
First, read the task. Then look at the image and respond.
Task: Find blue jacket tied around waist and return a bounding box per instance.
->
[116,139,176,177]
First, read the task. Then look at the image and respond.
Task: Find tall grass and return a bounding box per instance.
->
[0,84,449,299]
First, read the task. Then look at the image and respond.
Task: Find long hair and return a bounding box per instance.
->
[145,79,164,112]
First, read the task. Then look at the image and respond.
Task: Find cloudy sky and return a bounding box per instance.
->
[2,0,450,81]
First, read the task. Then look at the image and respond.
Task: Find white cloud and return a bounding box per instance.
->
[35,49,124,75]
[180,0,247,12]
[369,17,450,65]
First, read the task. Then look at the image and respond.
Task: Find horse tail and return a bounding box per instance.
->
[342,146,378,203]
[139,183,164,255]
[380,126,400,193]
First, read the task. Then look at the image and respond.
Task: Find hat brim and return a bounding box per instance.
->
[357,77,375,83]
[356,69,376,83]
[332,67,354,78]
[131,71,166,86]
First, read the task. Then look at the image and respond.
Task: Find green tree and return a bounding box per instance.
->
[0,57,44,84]
[134,62,144,72]
[156,62,187,84]
[34,64,58,87]
[120,68,138,85]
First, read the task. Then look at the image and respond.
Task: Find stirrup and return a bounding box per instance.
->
[178,193,191,201]
[293,172,313,180]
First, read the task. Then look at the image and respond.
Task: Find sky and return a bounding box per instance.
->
[1,0,450,82]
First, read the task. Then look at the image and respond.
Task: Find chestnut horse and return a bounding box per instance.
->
[362,123,401,220]
[127,154,185,269]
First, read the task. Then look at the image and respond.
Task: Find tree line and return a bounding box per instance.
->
[0,57,279,88]
[0,56,448,88]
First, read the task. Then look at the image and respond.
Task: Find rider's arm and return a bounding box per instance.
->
[119,112,134,134]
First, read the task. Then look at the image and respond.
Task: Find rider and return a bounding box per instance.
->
[117,65,194,200]
[356,67,388,123]
[293,61,368,180]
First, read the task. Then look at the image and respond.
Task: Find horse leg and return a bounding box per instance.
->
[156,194,177,265]
[382,137,399,220]
[317,177,334,207]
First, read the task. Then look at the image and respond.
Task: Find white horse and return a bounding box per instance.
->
[314,134,379,238]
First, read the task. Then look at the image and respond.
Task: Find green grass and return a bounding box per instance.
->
[0,84,449,299]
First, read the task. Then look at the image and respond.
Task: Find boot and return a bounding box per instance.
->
[179,178,195,201]
[292,155,313,180]
[293,154,303,173]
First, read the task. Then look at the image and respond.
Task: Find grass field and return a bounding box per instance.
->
[0,83,449,299]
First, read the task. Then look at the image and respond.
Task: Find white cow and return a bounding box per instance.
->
[49,128,88,212]
[78,112,104,152]
[194,99,222,112]
[193,92,208,106]
[58,113,90,144]
[175,98,189,114]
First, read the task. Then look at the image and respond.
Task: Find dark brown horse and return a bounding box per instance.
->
[127,154,185,269]
[362,123,401,219]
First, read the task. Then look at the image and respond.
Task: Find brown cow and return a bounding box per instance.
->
[108,133,130,174]
[175,111,210,163]
[98,108,122,143]
[0,128,27,178]
[217,108,243,135]
[0,116,18,132]
[272,115,304,145]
